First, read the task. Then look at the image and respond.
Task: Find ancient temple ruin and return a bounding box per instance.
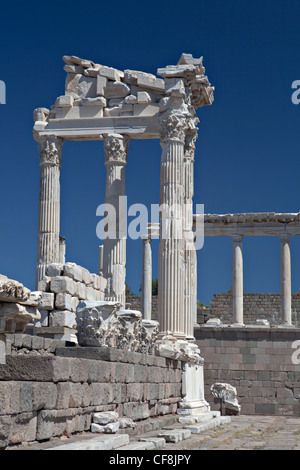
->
[33,52,213,359]
[1,52,300,450]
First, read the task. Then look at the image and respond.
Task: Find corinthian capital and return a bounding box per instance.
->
[159,112,189,144]
[38,135,63,167]
[184,128,198,161]
[103,134,129,165]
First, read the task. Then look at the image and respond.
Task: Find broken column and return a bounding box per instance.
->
[103,134,129,308]
[36,135,64,288]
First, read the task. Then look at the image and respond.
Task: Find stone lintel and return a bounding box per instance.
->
[33,115,161,141]
[193,213,300,237]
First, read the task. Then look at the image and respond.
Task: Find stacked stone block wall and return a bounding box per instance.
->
[33,262,107,338]
[196,327,300,416]
[0,343,182,449]
[125,295,157,321]
[198,292,300,326]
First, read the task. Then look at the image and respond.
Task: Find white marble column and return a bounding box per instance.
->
[280,235,292,326]
[98,245,104,275]
[103,134,129,307]
[158,113,187,339]
[232,235,244,326]
[183,130,198,339]
[36,135,63,288]
[59,236,66,264]
[142,236,152,320]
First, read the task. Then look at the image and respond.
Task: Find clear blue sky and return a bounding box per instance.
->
[0,0,300,305]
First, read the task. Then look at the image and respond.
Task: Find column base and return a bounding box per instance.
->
[178,361,210,416]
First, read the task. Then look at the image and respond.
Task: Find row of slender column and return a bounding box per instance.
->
[35,134,294,333]
[36,121,199,339]
[232,234,293,326]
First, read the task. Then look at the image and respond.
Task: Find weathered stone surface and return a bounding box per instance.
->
[211,382,241,415]
[63,55,94,68]
[46,264,64,277]
[49,310,76,329]
[63,64,84,75]
[20,291,54,311]
[50,277,77,296]
[0,275,30,303]
[65,73,97,99]
[104,81,130,99]
[164,77,185,97]
[133,103,159,116]
[96,75,107,96]
[118,417,136,429]
[76,300,121,347]
[137,91,151,103]
[63,263,83,282]
[124,69,156,86]
[55,95,74,108]
[124,94,138,104]
[98,66,124,81]
[81,97,106,107]
[93,411,118,425]
[0,303,39,334]
[136,73,165,92]
[55,293,72,311]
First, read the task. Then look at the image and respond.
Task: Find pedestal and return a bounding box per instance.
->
[178,362,210,415]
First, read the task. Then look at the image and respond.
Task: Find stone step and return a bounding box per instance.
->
[178,411,220,425]
[138,437,166,449]
[48,433,129,451]
[118,441,155,450]
[157,428,192,443]
[183,416,231,434]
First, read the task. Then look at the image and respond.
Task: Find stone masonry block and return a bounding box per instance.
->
[46,263,64,277]
[49,310,76,329]
[55,292,72,311]
[50,277,77,296]
[63,263,83,282]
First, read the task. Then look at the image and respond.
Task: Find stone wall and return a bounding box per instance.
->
[0,339,182,449]
[198,292,300,327]
[33,262,107,341]
[195,327,300,416]
[126,295,159,321]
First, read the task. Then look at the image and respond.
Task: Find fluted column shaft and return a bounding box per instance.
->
[232,235,244,325]
[158,113,187,339]
[281,235,292,325]
[142,236,152,320]
[183,130,198,339]
[36,135,63,288]
[103,134,129,307]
